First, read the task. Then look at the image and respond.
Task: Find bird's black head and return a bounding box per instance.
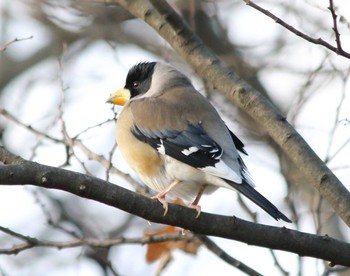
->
[124,62,156,98]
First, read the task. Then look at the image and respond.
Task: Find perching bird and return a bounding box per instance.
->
[107,62,291,222]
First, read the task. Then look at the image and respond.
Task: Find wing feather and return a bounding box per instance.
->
[132,123,242,183]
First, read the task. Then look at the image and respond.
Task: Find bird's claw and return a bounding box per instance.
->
[189,204,201,218]
[152,194,169,216]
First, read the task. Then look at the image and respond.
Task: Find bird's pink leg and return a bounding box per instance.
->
[189,184,207,218]
[152,180,181,216]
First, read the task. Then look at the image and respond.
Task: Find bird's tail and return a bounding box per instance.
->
[228,180,291,222]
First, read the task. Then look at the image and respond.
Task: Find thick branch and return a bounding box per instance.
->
[112,0,350,227]
[0,148,349,266]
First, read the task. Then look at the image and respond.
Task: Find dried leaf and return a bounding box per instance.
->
[144,199,201,265]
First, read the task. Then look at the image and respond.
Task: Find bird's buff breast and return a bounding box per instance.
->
[117,133,161,179]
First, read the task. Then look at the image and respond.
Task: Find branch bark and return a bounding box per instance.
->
[111,0,350,227]
[0,147,349,267]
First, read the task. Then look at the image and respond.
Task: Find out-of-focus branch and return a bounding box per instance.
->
[0,108,62,143]
[0,147,350,266]
[197,235,263,276]
[1,222,261,274]
[0,40,62,90]
[0,36,33,52]
[0,107,147,194]
[242,0,350,59]
[237,194,289,275]
[0,225,193,255]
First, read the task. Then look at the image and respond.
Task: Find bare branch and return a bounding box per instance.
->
[325,77,348,163]
[74,139,148,195]
[0,106,147,194]
[3,222,259,275]
[328,0,343,53]
[242,0,350,59]
[0,36,33,52]
[0,108,62,143]
[0,225,194,254]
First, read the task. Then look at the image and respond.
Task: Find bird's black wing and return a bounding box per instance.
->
[132,123,222,169]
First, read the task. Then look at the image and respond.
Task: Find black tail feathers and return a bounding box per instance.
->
[229,180,292,223]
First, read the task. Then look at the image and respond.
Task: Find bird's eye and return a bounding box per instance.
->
[132,81,140,89]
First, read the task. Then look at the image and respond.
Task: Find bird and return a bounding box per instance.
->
[107,61,291,222]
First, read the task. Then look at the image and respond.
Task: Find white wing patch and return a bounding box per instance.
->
[157,140,166,155]
[181,146,199,156]
[201,159,242,184]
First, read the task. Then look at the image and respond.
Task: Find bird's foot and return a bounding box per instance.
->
[189,203,201,218]
[189,184,206,218]
[151,180,182,216]
[152,193,169,216]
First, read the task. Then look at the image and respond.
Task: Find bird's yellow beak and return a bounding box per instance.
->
[106,88,131,106]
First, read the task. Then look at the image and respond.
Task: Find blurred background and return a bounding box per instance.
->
[0,0,349,275]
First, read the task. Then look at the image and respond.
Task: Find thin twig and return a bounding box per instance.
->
[340,118,350,125]
[0,106,147,194]
[237,195,289,275]
[0,108,62,143]
[242,0,350,59]
[0,225,194,255]
[288,56,329,123]
[324,76,348,163]
[328,136,350,163]
[328,0,343,53]
[106,141,118,182]
[57,51,74,167]
[0,36,33,52]
[73,118,115,139]
[74,139,148,195]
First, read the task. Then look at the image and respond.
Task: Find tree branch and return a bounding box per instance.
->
[197,235,263,276]
[111,0,350,227]
[328,0,343,53]
[1,224,260,275]
[0,106,147,194]
[0,147,349,266]
[0,36,33,52]
[242,0,350,59]
[0,225,193,254]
